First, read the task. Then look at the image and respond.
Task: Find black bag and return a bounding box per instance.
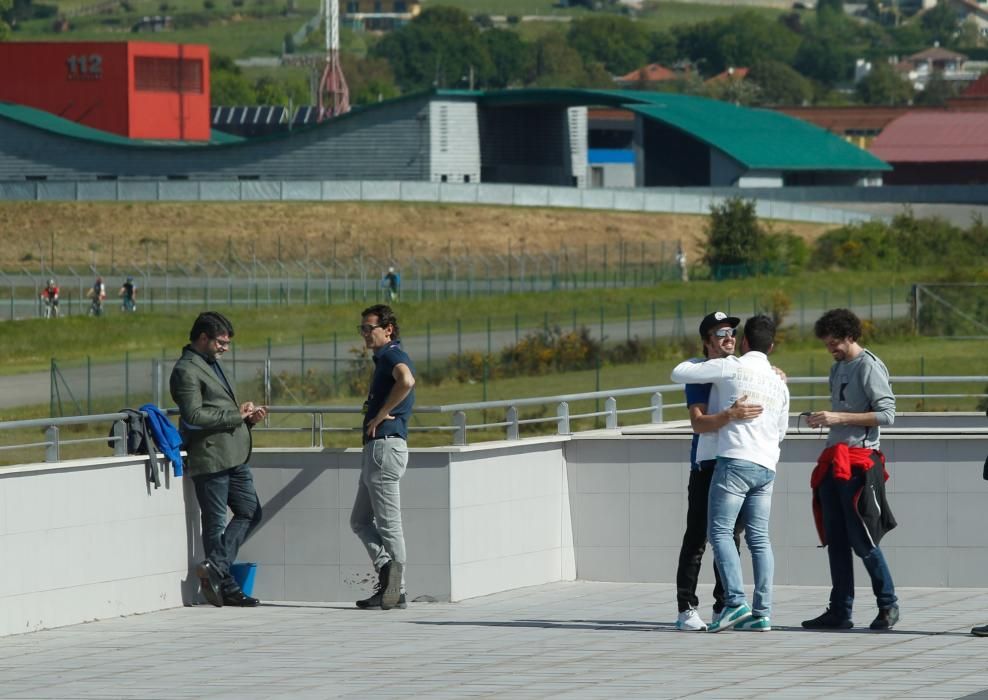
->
[108,408,162,488]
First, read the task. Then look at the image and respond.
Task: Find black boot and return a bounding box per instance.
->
[356,562,389,609]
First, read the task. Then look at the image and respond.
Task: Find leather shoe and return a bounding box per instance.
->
[195,561,223,608]
[870,606,899,631]
[222,589,260,607]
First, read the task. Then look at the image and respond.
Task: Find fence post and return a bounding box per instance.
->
[125,351,130,407]
[605,397,617,430]
[300,334,306,380]
[626,303,631,342]
[264,359,272,407]
[151,358,161,406]
[87,355,92,415]
[453,410,467,446]
[45,425,59,463]
[650,392,663,423]
[112,419,127,456]
[506,405,519,441]
[556,401,570,435]
[426,322,431,374]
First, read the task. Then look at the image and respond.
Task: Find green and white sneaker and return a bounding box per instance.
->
[707,603,752,633]
[736,616,771,632]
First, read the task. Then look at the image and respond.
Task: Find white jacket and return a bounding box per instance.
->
[671,351,790,471]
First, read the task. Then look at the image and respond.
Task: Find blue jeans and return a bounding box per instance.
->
[193,464,262,593]
[708,457,775,618]
[818,473,897,620]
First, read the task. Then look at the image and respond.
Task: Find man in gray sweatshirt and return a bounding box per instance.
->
[803,308,899,631]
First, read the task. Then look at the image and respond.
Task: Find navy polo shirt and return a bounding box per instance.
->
[363,340,415,444]
[684,381,712,471]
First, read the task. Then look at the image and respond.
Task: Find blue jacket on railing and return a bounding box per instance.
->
[140,403,185,477]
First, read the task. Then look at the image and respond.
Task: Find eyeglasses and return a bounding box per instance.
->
[212,337,231,348]
[357,323,383,335]
[711,328,737,339]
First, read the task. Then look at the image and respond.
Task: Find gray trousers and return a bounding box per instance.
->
[351,437,408,571]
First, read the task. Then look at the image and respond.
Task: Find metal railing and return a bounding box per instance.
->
[2,376,987,462]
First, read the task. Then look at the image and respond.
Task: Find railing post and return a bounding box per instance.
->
[151,358,162,406]
[556,401,570,435]
[506,405,519,441]
[605,397,617,430]
[453,410,467,446]
[650,392,663,424]
[45,425,59,462]
[263,359,272,408]
[317,413,324,448]
[112,419,128,456]
[311,413,319,448]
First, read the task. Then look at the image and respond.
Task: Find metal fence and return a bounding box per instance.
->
[33,287,917,415]
[4,376,988,464]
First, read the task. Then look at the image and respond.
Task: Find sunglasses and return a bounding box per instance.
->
[357,323,383,335]
[711,328,737,339]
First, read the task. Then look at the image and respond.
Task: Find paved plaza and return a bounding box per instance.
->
[2,582,988,699]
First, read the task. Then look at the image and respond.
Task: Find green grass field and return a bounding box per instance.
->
[0,267,923,373]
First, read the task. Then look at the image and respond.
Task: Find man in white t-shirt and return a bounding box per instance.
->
[671,314,790,632]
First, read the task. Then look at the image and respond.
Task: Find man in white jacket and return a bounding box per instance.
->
[670,314,789,632]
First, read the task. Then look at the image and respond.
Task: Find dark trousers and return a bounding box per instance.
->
[676,463,742,613]
[193,464,262,593]
[818,472,897,620]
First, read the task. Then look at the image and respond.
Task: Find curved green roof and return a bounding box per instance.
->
[455,88,890,172]
[0,102,243,147]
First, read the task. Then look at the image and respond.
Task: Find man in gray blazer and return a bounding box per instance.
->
[170,311,267,607]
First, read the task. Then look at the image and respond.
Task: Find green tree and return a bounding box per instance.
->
[675,12,800,76]
[0,0,9,38]
[528,31,611,88]
[372,6,492,91]
[566,15,651,75]
[342,54,400,105]
[482,28,531,88]
[211,71,256,105]
[702,198,767,278]
[747,60,814,105]
[920,1,960,45]
[915,71,956,105]
[794,24,855,86]
[856,60,913,105]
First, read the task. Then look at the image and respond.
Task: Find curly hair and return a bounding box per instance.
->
[814,308,862,341]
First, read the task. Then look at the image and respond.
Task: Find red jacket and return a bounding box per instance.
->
[811,444,896,546]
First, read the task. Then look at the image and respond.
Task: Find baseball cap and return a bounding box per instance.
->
[698,311,741,339]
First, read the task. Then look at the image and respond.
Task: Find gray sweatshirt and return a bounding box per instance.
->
[825,348,896,449]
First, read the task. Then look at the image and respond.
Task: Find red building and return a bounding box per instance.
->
[0,41,210,141]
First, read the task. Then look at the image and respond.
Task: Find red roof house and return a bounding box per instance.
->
[869,112,988,184]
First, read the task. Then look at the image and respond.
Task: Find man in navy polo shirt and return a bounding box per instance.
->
[351,304,416,611]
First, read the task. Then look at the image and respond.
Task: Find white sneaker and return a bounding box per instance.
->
[676,607,708,631]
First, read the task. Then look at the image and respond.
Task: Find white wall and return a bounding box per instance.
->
[0,457,199,638]
[429,101,480,184]
[3,424,987,637]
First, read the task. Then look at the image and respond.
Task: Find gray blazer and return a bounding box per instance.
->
[169,345,251,477]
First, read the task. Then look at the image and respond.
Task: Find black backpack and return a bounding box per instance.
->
[108,408,162,488]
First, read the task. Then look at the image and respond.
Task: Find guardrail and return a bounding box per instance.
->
[2,376,986,462]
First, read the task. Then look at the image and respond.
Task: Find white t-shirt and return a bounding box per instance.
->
[671,351,790,471]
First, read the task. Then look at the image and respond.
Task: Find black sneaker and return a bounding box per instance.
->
[381,562,404,610]
[971,624,988,637]
[802,608,853,629]
[222,589,260,607]
[356,562,388,609]
[870,606,899,631]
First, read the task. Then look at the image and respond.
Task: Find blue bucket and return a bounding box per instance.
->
[229,562,258,596]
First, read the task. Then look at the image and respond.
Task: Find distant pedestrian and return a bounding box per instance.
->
[676,244,689,283]
[40,278,60,319]
[803,308,899,632]
[351,304,415,610]
[382,266,400,303]
[87,276,106,317]
[119,276,137,312]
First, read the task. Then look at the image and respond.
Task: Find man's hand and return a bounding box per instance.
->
[806,411,839,428]
[725,395,763,421]
[772,365,787,382]
[366,412,395,438]
[246,406,268,426]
